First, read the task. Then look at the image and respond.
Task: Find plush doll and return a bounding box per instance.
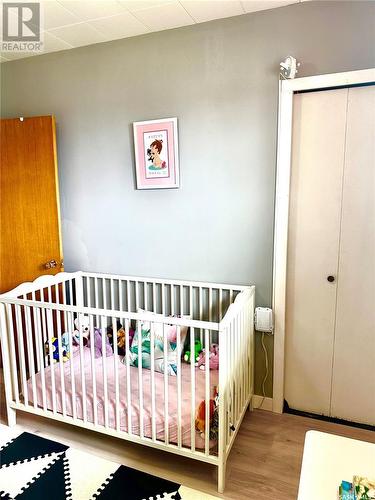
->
[184,340,203,364]
[195,387,219,440]
[73,315,90,346]
[195,399,215,438]
[87,328,113,359]
[45,337,70,363]
[107,321,135,355]
[197,343,219,370]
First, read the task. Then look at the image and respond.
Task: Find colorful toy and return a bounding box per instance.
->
[107,321,135,355]
[45,337,70,363]
[184,340,202,364]
[87,327,113,359]
[197,343,219,370]
[73,315,90,346]
[195,387,219,439]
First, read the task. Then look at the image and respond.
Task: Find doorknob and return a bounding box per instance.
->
[327,275,335,283]
[45,259,57,269]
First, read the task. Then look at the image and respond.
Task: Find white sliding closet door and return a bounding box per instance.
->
[285,89,348,415]
[285,85,375,425]
[330,86,375,425]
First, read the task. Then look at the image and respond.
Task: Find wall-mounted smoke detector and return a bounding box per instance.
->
[280,56,301,79]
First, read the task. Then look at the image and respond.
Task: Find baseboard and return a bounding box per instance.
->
[252,395,273,411]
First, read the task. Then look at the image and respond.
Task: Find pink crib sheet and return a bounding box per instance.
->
[27,347,219,450]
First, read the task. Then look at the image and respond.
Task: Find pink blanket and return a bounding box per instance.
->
[27,347,218,450]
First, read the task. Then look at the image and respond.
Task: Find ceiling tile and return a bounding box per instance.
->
[42,31,73,52]
[241,0,298,13]
[181,1,244,23]
[89,12,149,39]
[40,1,80,30]
[48,23,106,47]
[118,1,172,12]
[132,2,194,30]
[58,0,127,21]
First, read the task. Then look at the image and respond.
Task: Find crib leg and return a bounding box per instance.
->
[7,407,16,427]
[218,459,226,494]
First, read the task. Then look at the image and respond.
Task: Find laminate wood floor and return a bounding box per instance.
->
[1,392,374,500]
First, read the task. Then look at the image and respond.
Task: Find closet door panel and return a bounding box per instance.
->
[330,86,375,425]
[285,90,348,415]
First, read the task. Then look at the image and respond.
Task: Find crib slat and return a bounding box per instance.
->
[144,282,147,311]
[6,304,19,404]
[67,310,77,420]
[46,308,57,414]
[189,286,193,317]
[24,304,37,409]
[137,319,144,439]
[77,313,87,423]
[150,323,156,442]
[152,283,156,313]
[89,314,98,426]
[171,284,175,316]
[101,315,109,428]
[162,283,165,315]
[126,281,130,313]
[190,326,196,453]
[119,279,123,312]
[54,295,67,418]
[113,316,120,432]
[205,329,210,456]
[135,281,139,311]
[110,279,114,310]
[55,285,66,417]
[103,279,107,310]
[177,325,182,448]
[163,323,169,445]
[15,305,29,406]
[35,306,47,410]
[124,318,132,434]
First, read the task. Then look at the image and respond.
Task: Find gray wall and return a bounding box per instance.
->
[2,1,374,396]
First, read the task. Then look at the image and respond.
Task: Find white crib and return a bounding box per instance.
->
[0,271,255,492]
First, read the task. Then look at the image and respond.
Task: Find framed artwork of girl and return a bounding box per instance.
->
[133,118,179,189]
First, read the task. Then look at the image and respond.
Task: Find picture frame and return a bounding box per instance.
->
[133,117,179,190]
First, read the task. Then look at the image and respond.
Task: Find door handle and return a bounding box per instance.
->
[327,275,335,283]
[45,259,57,269]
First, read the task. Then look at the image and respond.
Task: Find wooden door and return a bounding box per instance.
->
[330,86,375,425]
[0,116,63,294]
[285,89,348,415]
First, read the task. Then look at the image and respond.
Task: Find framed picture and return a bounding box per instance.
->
[133,117,179,190]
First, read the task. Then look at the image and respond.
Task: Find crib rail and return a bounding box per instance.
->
[0,271,255,493]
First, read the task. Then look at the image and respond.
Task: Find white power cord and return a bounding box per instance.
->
[258,332,269,410]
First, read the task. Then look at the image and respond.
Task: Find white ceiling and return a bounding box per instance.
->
[1,0,309,62]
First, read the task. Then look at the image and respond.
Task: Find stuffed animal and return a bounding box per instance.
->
[45,337,70,363]
[184,340,203,364]
[87,328,113,359]
[195,399,215,438]
[195,387,219,440]
[107,321,134,355]
[197,343,219,370]
[73,315,90,346]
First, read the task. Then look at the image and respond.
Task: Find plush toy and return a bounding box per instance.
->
[87,328,113,359]
[184,340,203,364]
[195,387,219,440]
[61,332,71,355]
[107,321,135,356]
[45,337,70,363]
[197,343,219,370]
[73,315,90,346]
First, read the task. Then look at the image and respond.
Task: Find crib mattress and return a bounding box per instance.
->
[26,347,218,450]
